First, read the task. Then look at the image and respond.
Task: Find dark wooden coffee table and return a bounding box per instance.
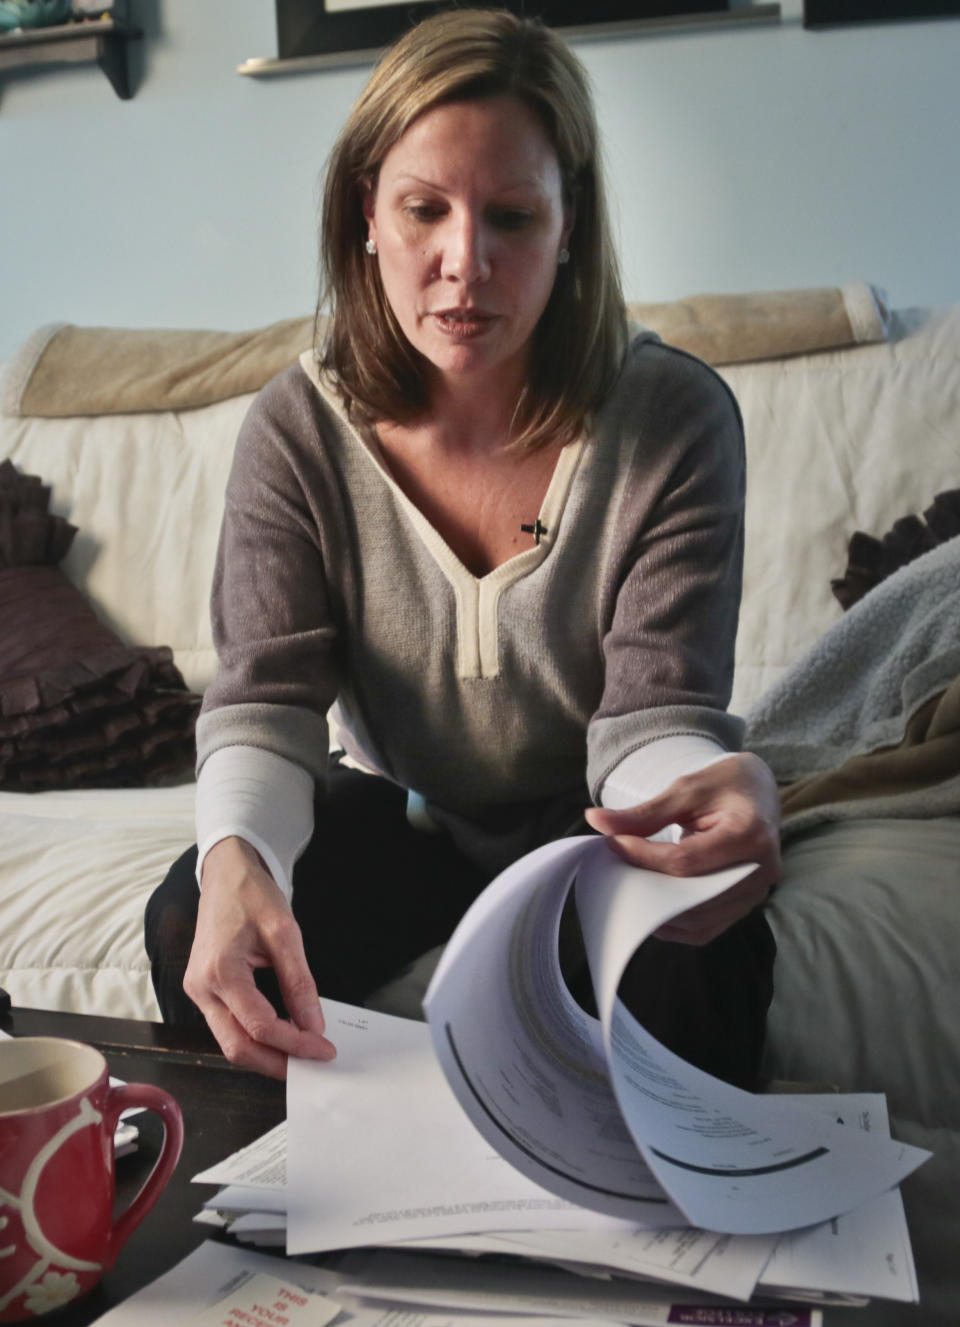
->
[2,1005,286,1326]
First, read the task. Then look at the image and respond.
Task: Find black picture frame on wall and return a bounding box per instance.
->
[275,0,728,62]
[804,0,960,26]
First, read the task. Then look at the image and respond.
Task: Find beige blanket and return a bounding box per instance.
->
[2,284,888,418]
[745,535,960,837]
[777,679,960,824]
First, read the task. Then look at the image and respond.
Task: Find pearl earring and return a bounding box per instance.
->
[557,248,570,266]
[365,238,378,256]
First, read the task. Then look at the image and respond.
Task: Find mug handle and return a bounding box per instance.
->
[101,1082,185,1268]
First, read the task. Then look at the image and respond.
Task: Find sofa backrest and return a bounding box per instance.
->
[0,394,250,694]
[2,302,958,716]
[722,303,959,715]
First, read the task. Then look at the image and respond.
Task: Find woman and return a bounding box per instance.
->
[146,8,780,1084]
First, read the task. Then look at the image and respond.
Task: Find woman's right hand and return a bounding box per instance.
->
[183,836,337,1079]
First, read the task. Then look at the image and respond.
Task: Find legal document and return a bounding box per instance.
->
[286,1001,686,1254]
[424,835,929,1233]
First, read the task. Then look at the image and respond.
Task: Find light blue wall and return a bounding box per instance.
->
[2,0,959,359]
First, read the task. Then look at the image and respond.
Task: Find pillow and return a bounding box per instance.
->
[1,286,888,418]
[0,460,200,791]
[831,488,960,609]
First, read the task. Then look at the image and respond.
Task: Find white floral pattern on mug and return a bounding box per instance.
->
[23,1272,81,1316]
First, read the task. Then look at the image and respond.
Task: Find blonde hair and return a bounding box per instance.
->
[318,7,627,451]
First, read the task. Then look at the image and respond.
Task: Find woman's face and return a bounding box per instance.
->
[363,93,572,401]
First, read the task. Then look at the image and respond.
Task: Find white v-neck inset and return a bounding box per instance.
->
[300,352,584,679]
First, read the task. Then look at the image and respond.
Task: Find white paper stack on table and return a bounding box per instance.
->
[88,1239,808,1327]
[190,836,930,1325]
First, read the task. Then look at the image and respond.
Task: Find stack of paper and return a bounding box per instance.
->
[89,1240,828,1327]
[192,1003,919,1319]
[189,836,928,1323]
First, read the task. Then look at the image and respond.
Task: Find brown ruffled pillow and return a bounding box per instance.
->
[0,460,200,791]
[831,488,960,610]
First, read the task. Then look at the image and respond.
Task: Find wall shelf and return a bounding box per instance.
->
[238,4,782,77]
[0,18,142,99]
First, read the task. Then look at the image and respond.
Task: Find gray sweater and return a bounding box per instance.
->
[196,332,745,872]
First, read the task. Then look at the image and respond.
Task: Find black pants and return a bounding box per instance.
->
[145,764,775,1090]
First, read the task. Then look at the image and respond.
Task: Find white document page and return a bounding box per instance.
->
[759,1096,920,1303]
[286,1000,656,1255]
[195,1161,765,1297]
[87,1241,620,1327]
[200,1185,287,1215]
[198,1095,913,1303]
[469,1227,773,1302]
[87,1242,343,1327]
[395,1226,772,1302]
[229,1213,288,1245]
[424,838,690,1217]
[185,1272,341,1327]
[335,1248,824,1327]
[573,843,930,1232]
[191,1211,288,1250]
[424,835,930,1234]
[193,1121,287,1188]
[763,1179,918,1304]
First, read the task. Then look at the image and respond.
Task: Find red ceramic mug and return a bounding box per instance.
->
[0,1037,184,1322]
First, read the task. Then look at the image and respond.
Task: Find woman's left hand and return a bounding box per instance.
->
[583,752,781,947]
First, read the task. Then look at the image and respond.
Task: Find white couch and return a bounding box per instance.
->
[1,295,959,1325]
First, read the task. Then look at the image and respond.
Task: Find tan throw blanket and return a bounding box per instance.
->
[2,284,888,418]
[775,680,960,825]
[629,282,887,369]
[2,316,315,419]
[745,535,960,839]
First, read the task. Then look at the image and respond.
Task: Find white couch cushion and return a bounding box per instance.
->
[4,305,958,716]
[723,304,960,716]
[0,396,251,695]
[0,784,195,1019]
